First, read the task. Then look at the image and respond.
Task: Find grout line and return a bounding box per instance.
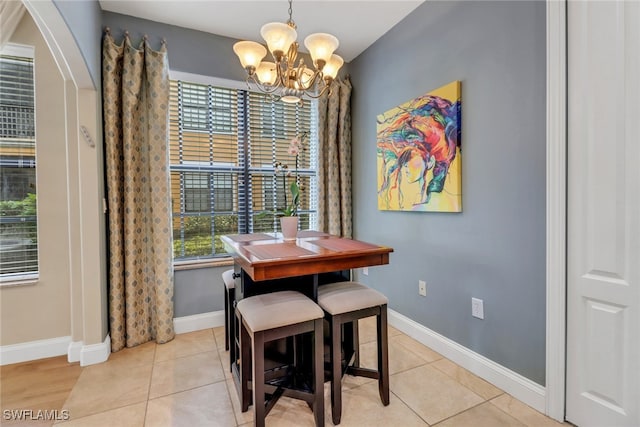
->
[142,343,157,426]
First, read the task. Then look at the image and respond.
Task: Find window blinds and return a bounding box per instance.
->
[0,53,38,278]
[169,79,318,260]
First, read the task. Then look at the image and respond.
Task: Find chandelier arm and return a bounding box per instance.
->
[247,75,284,94]
[274,60,289,88]
[299,82,331,99]
[293,62,315,91]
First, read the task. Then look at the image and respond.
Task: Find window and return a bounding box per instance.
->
[169,77,318,260]
[0,45,38,280]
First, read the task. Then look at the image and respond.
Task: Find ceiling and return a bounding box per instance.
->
[99,1,425,62]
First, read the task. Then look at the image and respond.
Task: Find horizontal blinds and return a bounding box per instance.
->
[0,55,35,143]
[169,80,242,258]
[0,54,38,278]
[169,79,318,260]
[246,92,316,233]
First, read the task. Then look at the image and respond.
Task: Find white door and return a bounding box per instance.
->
[566,1,639,426]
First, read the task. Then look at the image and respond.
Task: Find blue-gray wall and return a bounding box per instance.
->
[54,0,102,87]
[349,1,546,385]
[174,266,230,317]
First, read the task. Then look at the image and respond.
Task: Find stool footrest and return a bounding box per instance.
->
[346,366,380,380]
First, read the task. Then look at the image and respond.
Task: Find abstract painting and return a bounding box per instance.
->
[377,81,462,212]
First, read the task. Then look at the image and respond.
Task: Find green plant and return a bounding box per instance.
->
[275,133,306,216]
[0,193,37,217]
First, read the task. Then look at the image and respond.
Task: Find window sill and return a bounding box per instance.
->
[0,274,39,288]
[174,257,234,272]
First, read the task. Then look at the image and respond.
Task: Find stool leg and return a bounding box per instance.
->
[240,320,251,412]
[313,318,325,427]
[252,331,266,427]
[377,305,390,406]
[224,286,229,351]
[330,315,342,425]
[352,319,360,367]
[228,289,235,372]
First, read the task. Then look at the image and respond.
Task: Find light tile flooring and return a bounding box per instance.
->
[1,319,567,426]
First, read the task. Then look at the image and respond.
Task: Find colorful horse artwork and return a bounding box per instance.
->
[376,81,462,212]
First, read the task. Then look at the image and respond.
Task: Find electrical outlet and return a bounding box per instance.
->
[472,298,484,319]
[418,280,427,296]
[362,267,369,276]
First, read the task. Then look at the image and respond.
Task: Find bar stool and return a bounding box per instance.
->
[237,291,325,427]
[318,281,390,425]
[222,269,235,370]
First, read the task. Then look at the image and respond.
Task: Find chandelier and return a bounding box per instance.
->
[232,0,344,104]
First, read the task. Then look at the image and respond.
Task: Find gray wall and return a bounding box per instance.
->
[174,266,229,317]
[54,0,102,87]
[349,1,546,385]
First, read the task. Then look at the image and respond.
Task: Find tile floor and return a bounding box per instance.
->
[1,319,567,426]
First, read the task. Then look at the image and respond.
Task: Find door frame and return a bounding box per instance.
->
[545,0,567,422]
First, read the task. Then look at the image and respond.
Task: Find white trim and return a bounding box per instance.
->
[67,341,83,363]
[173,310,225,334]
[0,275,38,287]
[0,43,35,58]
[22,0,94,89]
[545,0,567,422]
[79,335,110,367]
[388,309,546,413]
[0,336,71,365]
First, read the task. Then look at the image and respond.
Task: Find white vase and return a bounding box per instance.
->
[280,216,299,241]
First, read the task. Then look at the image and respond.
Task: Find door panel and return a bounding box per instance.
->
[566,1,639,426]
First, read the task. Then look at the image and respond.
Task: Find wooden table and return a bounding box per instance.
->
[222,230,393,412]
[222,230,393,301]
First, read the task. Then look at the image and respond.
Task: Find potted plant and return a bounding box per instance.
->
[275,133,305,240]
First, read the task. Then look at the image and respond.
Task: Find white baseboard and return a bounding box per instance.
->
[173,310,225,334]
[67,340,83,363]
[388,309,546,413]
[0,336,71,365]
[79,334,110,366]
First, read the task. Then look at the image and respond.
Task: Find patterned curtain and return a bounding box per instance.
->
[317,77,353,237]
[102,32,174,351]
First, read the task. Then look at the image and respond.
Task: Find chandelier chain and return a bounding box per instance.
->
[287,0,295,27]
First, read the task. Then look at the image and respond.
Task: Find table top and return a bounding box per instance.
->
[222,231,394,281]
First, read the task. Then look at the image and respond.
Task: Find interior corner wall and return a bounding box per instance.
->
[349,0,546,385]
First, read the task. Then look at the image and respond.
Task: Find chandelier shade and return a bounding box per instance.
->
[233,0,343,104]
[256,61,277,85]
[322,54,344,80]
[260,23,297,59]
[233,41,267,70]
[303,33,339,68]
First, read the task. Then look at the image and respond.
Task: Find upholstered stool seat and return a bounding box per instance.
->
[237,291,325,427]
[222,269,235,370]
[318,281,390,425]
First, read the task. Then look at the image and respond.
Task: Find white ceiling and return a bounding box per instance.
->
[99,1,425,62]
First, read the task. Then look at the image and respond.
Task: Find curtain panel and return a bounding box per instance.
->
[102,33,174,351]
[317,77,353,238]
